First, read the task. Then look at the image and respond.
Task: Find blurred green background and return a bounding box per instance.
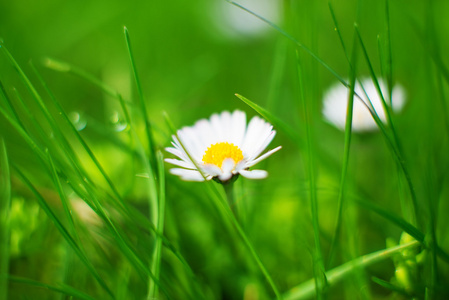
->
[1,0,449,299]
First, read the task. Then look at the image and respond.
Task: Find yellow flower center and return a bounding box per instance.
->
[202,142,244,168]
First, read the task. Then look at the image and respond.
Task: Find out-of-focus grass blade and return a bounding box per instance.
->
[327,33,358,269]
[283,240,420,300]
[12,165,115,299]
[235,93,303,149]
[8,275,96,300]
[266,38,288,112]
[0,139,11,300]
[296,51,326,298]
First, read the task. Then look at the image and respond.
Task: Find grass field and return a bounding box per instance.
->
[1,0,449,299]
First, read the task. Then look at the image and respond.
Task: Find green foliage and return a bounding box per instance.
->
[1,0,449,299]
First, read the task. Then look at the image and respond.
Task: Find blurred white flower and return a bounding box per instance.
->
[211,0,281,39]
[322,78,406,132]
[165,110,281,182]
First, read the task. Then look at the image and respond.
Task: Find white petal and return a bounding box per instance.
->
[220,111,232,141]
[239,169,268,179]
[230,110,246,146]
[169,168,205,181]
[246,130,276,161]
[218,158,235,181]
[165,147,191,163]
[202,164,222,177]
[222,158,235,173]
[245,146,282,168]
[241,116,273,156]
[164,158,196,170]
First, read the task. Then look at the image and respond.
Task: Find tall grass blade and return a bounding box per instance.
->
[283,240,420,300]
[123,27,157,167]
[296,51,326,298]
[147,151,166,300]
[327,34,358,269]
[0,139,11,300]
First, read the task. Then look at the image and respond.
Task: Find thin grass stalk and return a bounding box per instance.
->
[123,29,161,296]
[327,36,358,269]
[123,27,157,168]
[283,240,420,300]
[0,81,26,130]
[0,139,11,300]
[46,151,83,247]
[295,51,326,298]
[148,151,166,299]
[384,0,394,106]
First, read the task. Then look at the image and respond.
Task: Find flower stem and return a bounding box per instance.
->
[223,181,237,217]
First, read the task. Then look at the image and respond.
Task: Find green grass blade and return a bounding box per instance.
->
[7,275,96,300]
[123,27,157,168]
[296,51,326,297]
[283,240,420,300]
[355,25,419,227]
[0,139,11,300]
[46,150,83,246]
[12,165,116,299]
[148,151,166,300]
[327,36,358,269]
[234,93,303,149]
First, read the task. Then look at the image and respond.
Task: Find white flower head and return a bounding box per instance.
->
[165,110,281,182]
[322,77,406,132]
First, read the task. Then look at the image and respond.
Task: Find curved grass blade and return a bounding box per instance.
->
[283,240,420,300]
[0,139,11,300]
[8,275,96,300]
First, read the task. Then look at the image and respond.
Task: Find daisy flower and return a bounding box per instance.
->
[165,110,281,182]
[322,77,406,132]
